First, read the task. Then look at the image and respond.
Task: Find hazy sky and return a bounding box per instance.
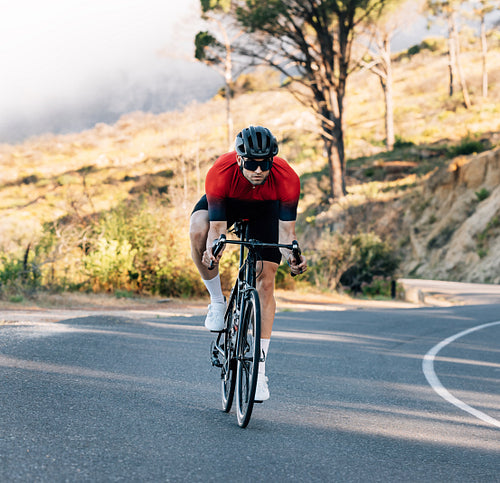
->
[0,1,466,143]
[0,0,211,141]
[1,0,201,107]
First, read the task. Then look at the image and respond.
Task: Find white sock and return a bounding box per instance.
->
[259,338,270,376]
[202,274,225,304]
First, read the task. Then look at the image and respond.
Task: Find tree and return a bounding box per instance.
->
[359,0,419,150]
[195,0,241,149]
[427,0,472,108]
[470,0,499,98]
[232,0,388,200]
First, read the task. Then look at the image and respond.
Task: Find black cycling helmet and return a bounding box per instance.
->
[235,125,279,159]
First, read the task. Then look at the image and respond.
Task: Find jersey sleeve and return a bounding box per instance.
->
[278,165,300,221]
[205,159,228,221]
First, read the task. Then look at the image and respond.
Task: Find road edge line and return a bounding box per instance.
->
[422,320,500,429]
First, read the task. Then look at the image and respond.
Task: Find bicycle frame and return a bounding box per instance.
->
[210,220,301,426]
[211,218,301,346]
[211,221,257,371]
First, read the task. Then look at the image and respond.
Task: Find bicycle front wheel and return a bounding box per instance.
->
[236,288,261,428]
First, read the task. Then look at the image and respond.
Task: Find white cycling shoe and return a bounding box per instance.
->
[204,301,226,332]
[255,374,270,402]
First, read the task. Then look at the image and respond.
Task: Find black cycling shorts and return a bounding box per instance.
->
[191,195,282,264]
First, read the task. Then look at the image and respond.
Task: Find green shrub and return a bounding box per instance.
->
[304,232,351,290]
[9,295,25,303]
[21,174,39,184]
[361,277,395,298]
[475,188,490,202]
[338,233,399,294]
[403,37,445,58]
[447,137,489,158]
[5,198,209,299]
[0,246,42,296]
[393,136,414,149]
[406,44,421,56]
[83,238,138,292]
[475,215,500,257]
[155,169,174,178]
[76,200,207,296]
[304,232,399,294]
[115,290,134,299]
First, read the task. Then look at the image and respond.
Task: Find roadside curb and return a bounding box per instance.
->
[398,278,500,306]
[399,283,455,307]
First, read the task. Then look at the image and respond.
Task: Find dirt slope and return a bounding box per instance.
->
[402,147,500,283]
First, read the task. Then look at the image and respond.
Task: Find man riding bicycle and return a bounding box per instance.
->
[190,125,307,401]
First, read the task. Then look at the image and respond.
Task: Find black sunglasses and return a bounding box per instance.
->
[242,157,273,172]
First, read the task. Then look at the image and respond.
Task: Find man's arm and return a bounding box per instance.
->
[278,220,307,275]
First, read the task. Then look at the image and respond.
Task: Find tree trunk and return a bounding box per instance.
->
[447,18,457,97]
[480,13,488,98]
[384,80,395,151]
[381,36,395,151]
[323,136,345,201]
[451,11,472,109]
[323,137,335,200]
[315,81,347,200]
[224,79,233,150]
[331,138,346,199]
[322,114,346,200]
[221,20,234,150]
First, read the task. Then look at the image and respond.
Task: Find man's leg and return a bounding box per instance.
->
[189,209,214,280]
[189,209,225,330]
[255,260,278,401]
[256,260,279,339]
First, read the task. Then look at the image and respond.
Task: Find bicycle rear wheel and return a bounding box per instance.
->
[236,288,261,428]
[221,294,237,412]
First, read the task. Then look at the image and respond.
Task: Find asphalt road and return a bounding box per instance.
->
[1,300,499,481]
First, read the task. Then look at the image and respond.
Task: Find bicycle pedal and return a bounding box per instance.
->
[210,340,222,367]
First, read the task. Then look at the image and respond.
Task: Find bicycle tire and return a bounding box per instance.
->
[221,294,237,412]
[236,288,261,428]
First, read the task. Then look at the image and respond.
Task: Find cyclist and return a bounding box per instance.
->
[190,125,307,401]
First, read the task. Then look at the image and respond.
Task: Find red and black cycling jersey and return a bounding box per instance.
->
[205,151,300,222]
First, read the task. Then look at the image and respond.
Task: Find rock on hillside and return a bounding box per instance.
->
[403,147,500,284]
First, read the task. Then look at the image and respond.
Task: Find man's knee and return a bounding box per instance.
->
[257,262,278,292]
[189,211,209,248]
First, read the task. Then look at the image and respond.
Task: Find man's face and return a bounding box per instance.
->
[238,156,272,186]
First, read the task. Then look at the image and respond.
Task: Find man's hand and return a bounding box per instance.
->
[202,221,227,269]
[288,253,307,276]
[201,248,214,269]
[201,235,226,270]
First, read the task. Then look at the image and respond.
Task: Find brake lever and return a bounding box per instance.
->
[291,240,301,278]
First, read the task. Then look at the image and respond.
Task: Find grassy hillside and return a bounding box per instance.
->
[1,38,500,300]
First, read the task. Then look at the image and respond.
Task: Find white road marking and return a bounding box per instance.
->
[422,320,500,428]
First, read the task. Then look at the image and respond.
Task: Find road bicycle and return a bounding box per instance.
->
[209,219,301,428]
